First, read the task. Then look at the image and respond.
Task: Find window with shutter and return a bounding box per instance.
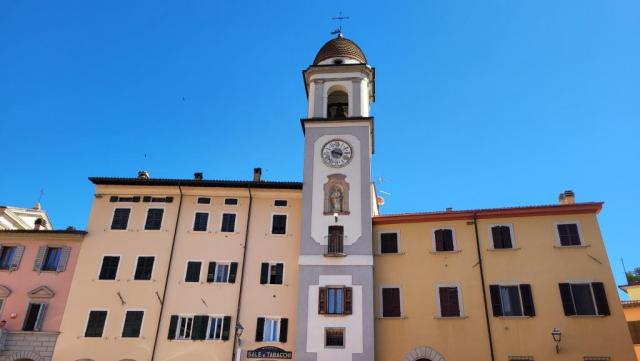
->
[23,303,45,331]
[193,212,209,232]
[206,316,225,340]
[176,316,194,339]
[489,284,534,317]
[42,247,62,271]
[214,263,230,283]
[559,282,608,316]
[122,310,144,338]
[557,223,582,246]
[491,225,514,249]
[185,261,202,282]
[381,287,402,317]
[98,256,120,280]
[272,214,287,235]
[144,208,164,230]
[279,318,288,343]
[84,310,108,337]
[221,213,236,232]
[325,328,345,348]
[318,286,352,315]
[434,229,455,252]
[134,256,155,280]
[111,208,131,230]
[438,286,461,317]
[0,246,16,270]
[380,232,399,254]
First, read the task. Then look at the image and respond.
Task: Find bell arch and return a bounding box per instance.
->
[403,346,447,361]
[326,84,350,119]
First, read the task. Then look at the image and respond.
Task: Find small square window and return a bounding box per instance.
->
[325,328,345,348]
[272,215,287,235]
[144,208,164,230]
[85,310,108,337]
[557,223,581,246]
[224,198,238,205]
[111,208,131,230]
[380,232,398,254]
[274,200,288,207]
[122,310,144,338]
[197,197,211,204]
[221,213,236,232]
[193,212,209,232]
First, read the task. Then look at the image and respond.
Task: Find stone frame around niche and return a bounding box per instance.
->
[323,174,350,215]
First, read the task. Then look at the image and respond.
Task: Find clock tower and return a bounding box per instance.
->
[296,34,376,361]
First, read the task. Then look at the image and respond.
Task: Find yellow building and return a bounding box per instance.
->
[49,33,637,361]
[621,270,640,360]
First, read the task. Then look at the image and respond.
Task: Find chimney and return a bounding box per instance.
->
[34,218,46,230]
[559,190,576,205]
[253,167,262,182]
[138,170,150,179]
[194,172,203,181]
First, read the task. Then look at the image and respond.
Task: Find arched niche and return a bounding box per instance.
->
[403,346,447,361]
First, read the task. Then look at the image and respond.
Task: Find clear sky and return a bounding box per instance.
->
[1,1,638,297]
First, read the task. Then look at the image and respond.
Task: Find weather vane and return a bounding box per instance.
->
[330,11,349,37]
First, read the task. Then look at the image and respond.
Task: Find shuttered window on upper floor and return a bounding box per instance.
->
[111,208,131,230]
[557,223,582,246]
[489,284,535,317]
[559,282,610,316]
[380,232,398,254]
[144,208,164,230]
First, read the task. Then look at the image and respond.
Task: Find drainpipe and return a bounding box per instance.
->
[472,212,496,361]
[151,185,184,361]
[231,184,253,361]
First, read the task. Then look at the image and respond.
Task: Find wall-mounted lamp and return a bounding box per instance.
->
[333,212,339,223]
[551,327,562,353]
[236,323,244,337]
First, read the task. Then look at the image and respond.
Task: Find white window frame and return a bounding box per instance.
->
[379,285,404,318]
[488,223,517,250]
[261,317,281,343]
[83,308,109,339]
[435,283,464,317]
[39,246,64,272]
[432,227,458,252]
[495,282,527,317]
[97,254,121,281]
[377,230,401,254]
[565,281,601,316]
[132,255,156,281]
[192,211,210,232]
[175,314,195,340]
[205,315,226,341]
[554,221,585,247]
[110,207,132,231]
[324,327,346,349]
[184,260,203,283]
[0,298,5,317]
[270,213,288,235]
[120,308,145,338]
[273,199,288,208]
[196,197,212,205]
[213,262,231,283]
[264,262,285,285]
[143,207,165,231]
[220,212,237,233]
[223,198,239,206]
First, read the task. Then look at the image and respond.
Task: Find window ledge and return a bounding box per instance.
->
[496,316,534,319]
[434,315,468,319]
[429,250,461,255]
[567,314,606,318]
[375,252,406,256]
[376,316,407,320]
[554,244,590,249]
[487,247,521,252]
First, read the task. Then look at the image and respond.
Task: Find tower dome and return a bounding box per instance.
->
[312,35,368,65]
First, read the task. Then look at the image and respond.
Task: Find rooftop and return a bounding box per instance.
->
[90,177,303,190]
[312,35,367,65]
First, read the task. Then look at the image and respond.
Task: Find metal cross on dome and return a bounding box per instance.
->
[331,11,350,37]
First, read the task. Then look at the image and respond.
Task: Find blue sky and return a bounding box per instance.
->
[1,1,638,297]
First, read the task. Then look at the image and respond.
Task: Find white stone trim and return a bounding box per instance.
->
[403,346,447,361]
[298,255,373,266]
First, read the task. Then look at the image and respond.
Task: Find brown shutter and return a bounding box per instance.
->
[168,315,178,340]
[207,262,216,283]
[491,227,502,248]
[228,262,238,283]
[344,287,353,314]
[520,284,535,317]
[558,283,575,316]
[489,285,503,316]
[591,282,610,316]
[318,287,327,314]
[222,316,232,340]
[279,318,288,342]
[382,288,401,317]
[260,263,269,284]
[435,230,444,251]
[255,317,265,342]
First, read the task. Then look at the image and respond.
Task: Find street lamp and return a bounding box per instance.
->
[236,323,244,338]
[551,327,562,353]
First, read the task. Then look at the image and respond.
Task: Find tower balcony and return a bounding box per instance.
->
[325,234,346,257]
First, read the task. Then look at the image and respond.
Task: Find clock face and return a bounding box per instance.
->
[321,139,353,168]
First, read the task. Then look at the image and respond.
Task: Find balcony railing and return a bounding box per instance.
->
[325,234,346,257]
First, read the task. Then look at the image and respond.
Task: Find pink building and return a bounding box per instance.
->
[0,228,84,361]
